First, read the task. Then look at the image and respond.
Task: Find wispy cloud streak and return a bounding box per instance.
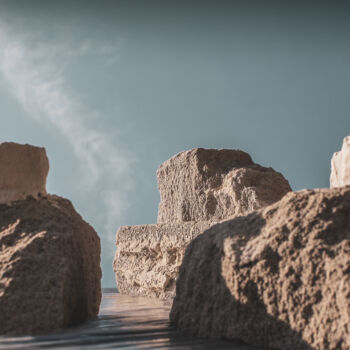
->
[0,22,131,252]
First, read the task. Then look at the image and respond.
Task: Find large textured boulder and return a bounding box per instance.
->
[0,195,101,335]
[114,148,291,299]
[113,222,214,299]
[157,148,291,223]
[330,136,350,188]
[0,142,49,204]
[170,187,350,350]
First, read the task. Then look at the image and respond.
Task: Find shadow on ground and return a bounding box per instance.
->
[0,292,270,349]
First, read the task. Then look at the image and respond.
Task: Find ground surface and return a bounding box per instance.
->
[0,291,271,349]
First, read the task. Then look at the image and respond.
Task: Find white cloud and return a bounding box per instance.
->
[0,21,131,254]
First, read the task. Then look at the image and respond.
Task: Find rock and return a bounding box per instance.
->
[170,187,350,350]
[0,142,49,204]
[114,148,291,299]
[0,195,102,335]
[330,136,350,188]
[157,148,291,223]
[113,221,214,299]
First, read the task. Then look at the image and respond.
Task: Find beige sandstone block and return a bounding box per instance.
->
[113,221,215,299]
[157,148,291,223]
[0,142,49,203]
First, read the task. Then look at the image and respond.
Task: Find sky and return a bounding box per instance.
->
[0,0,350,287]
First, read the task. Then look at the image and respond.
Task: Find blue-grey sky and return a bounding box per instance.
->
[0,0,349,287]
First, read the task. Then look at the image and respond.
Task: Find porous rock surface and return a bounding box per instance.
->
[157,148,291,223]
[0,142,49,204]
[114,148,291,299]
[113,222,214,299]
[170,187,350,350]
[330,136,350,188]
[0,195,102,335]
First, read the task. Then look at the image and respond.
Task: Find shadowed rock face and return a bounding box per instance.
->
[170,187,350,350]
[0,195,102,335]
[0,142,49,204]
[113,222,214,299]
[330,136,350,188]
[157,148,291,223]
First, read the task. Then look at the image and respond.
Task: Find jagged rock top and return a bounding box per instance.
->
[158,148,254,175]
[157,148,291,223]
[0,142,49,203]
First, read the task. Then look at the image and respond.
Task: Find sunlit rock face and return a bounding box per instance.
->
[0,142,49,204]
[113,222,214,299]
[157,148,291,223]
[330,136,350,188]
[170,187,350,350]
[0,195,102,335]
[114,148,291,299]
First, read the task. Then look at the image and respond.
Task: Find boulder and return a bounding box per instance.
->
[114,148,291,299]
[0,142,49,204]
[330,136,350,188]
[170,187,350,350]
[157,148,291,223]
[0,195,101,335]
[113,221,214,299]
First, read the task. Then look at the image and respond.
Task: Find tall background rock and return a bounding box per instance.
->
[114,148,291,299]
[157,148,291,223]
[330,136,350,188]
[170,187,350,350]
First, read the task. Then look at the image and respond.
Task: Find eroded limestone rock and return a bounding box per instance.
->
[0,195,102,335]
[170,187,350,350]
[330,136,350,188]
[157,148,291,223]
[0,142,49,204]
[113,222,214,299]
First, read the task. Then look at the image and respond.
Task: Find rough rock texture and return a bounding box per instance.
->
[170,187,350,350]
[157,148,291,223]
[330,136,350,188]
[0,142,49,204]
[113,222,214,299]
[0,195,102,335]
[114,148,291,299]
